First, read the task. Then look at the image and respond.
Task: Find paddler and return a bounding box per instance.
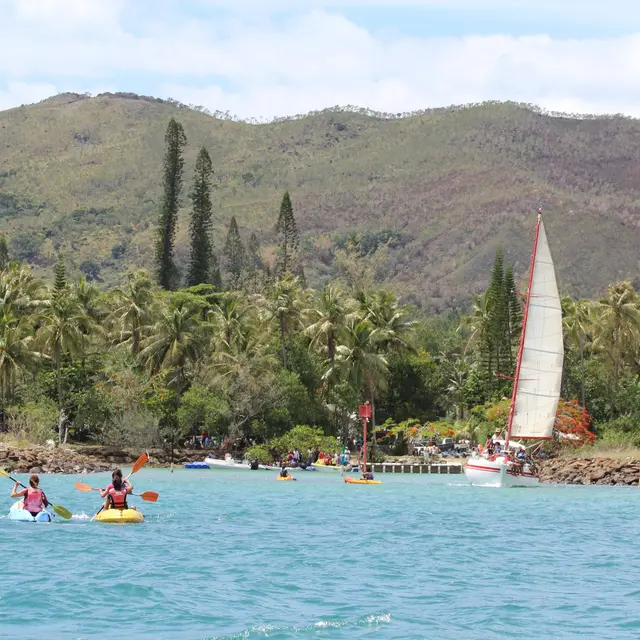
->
[99,469,134,510]
[362,470,375,481]
[10,474,50,517]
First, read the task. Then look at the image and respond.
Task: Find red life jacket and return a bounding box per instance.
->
[108,487,128,510]
[24,487,44,513]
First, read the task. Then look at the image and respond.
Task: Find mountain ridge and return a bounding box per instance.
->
[1,92,639,310]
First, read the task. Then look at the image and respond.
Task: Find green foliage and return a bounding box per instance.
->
[53,253,67,295]
[187,147,214,287]
[155,118,187,290]
[271,425,339,457]
[177,385,229,437]
[223,216,246,290]
[6,399,57,444]
[245,443,272,464]
[0,234,9,270]
[275,191,299,277]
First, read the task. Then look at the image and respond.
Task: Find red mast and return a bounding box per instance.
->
[505,209,542,450]
[359,402,372,473]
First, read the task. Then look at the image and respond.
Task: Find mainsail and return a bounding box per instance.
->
[509,216,564,440]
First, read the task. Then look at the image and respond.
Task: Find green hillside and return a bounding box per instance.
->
[1,92,639,309]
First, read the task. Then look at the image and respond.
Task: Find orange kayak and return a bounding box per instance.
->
[344,477,381,485]
[276,475,294,481]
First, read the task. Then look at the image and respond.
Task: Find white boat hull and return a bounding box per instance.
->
[464,456,539,488]
[203,458,279,471]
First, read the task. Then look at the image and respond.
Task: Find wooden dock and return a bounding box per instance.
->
[369,463,463,474]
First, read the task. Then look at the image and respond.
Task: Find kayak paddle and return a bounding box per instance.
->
[0,467,72,520]
[74,482,158,502]
[89,452,150,521]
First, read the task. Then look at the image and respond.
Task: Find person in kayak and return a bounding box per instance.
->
[11,474,50,517]
[362,470,375,481]
[99,469,134,510]
[279,464,297,480]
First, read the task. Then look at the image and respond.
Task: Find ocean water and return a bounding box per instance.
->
[0,468,638,640]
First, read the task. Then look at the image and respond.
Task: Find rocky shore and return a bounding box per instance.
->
[0,444,207,474]
[539,457,640,486]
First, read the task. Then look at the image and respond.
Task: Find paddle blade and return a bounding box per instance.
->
[52,504,72,520]
[0,467,10,478]
[130,452,149,475]
[74,482,94,492]
[139,491,158,502]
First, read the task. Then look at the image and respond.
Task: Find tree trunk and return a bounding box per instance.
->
[579,331,586,408]
[56,342,63,444]
[369,383,376,465]
[279,312,288,370]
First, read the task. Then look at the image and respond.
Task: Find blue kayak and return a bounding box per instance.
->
[8,501,53,523]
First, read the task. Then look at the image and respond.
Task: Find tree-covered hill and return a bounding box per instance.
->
[1,92,639,309]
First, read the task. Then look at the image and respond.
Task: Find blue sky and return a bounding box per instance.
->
[0,0,639,118]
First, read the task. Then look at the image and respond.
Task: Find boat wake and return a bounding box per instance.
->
[208,612,392,639]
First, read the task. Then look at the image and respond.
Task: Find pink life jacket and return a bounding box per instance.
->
[108,487,128,510]
[24,487,44,513]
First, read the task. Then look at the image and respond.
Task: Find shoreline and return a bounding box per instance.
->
[1,443,639,485]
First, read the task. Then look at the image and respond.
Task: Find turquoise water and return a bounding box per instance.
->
[0,469,639,640]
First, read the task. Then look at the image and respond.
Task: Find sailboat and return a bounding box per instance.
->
[464,209,564,487]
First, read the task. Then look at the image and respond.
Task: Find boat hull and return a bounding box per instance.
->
[8,501,53,522]
[94,508,144,524]
[464,456,539,488]
[344,477,381,485]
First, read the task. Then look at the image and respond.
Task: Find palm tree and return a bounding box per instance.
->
[0,314,44,428]
[0,265,48,321]
[323,318,388,450]
[209,292,253,355]
[562,296,595,407]
[36,294,90,443]
[593,281,640,407]
[108,270,155,357]
[304,285,355,363]
[139,299,209,393]
[361,290,416,353]
[442,352,471,420]
[260,275,309,370]
[460,293,490,355]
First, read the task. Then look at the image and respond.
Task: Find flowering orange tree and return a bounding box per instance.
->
[553,399,596,447]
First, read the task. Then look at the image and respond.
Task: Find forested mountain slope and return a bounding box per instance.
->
[1,92,639,309]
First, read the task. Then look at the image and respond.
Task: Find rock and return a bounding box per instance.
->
[29,467,41,474]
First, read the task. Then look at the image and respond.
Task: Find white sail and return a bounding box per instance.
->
[510,219,564,439]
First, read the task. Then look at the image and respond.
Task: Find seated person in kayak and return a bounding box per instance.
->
[11,474,50,516]
[99,470,134,510]
[362,470,374,481]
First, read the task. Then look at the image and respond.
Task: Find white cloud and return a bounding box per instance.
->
[0,0,639,119]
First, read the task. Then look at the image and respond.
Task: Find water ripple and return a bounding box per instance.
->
[0,471,638,639]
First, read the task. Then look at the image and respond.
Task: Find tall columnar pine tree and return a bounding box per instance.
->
[504,264,523,358]
[223,216,246,290]
[246,232,264,291]
[53,252,67,297]
[0,234,9,270]
[275,191,300,277]
[481,247,520,395]
[210,253,223,290]
[155,118,187,290]
[187,147,214,287]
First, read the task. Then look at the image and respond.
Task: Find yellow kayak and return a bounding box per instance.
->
[344,477,381,485]
[94,508,144,523]
[276,475,294,481]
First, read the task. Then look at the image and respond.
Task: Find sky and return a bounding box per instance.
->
[0,0,639,119]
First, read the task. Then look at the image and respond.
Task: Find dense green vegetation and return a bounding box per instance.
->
[1,228,639,454]
[2,93,640,308]
[2,110,639,456]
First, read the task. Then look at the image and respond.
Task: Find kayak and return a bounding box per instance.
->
[94,508,144,524]
[276,476,294,481]
[8,501,53,522]
[344,477,381,485]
